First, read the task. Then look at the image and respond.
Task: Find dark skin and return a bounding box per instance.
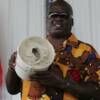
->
[6,1,100,100]
[47,3,73,50]
[47,7,73,39]
[6,52,22,94]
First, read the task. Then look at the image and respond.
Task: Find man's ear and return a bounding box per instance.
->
[71,18,74,26]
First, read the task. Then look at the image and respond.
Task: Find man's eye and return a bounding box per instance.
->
[60,15,69,19]
[51,14,70,19]
[50,14,59,18]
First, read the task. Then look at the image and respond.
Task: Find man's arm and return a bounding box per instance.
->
[5,52,22,94]
[30,61,100,99]
[6,67,22,94]
[62,46,100,99]
[63,46,100,99]
[61,77,100,99]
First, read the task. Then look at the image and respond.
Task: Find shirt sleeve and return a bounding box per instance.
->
[84,45,100,85]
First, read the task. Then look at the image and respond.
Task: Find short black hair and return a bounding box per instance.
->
[48,0,73,16]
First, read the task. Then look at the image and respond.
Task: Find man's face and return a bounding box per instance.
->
[47,5,73,38]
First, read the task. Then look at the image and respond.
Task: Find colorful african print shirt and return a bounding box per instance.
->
[22,34,100,100]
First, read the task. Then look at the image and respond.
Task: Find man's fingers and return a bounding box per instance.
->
[30,74,50,80]
[8,51,17,69]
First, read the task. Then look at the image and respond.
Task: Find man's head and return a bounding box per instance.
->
[47,0,73,38]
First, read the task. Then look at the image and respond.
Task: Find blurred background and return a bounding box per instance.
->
[0,0,100,100]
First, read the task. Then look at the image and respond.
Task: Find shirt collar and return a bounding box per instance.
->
[63,34,78,48]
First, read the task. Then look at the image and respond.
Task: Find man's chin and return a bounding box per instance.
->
[54,29,63,33]
[51,32,66,38]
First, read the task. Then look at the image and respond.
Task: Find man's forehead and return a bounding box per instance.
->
[48,4,72,15]
[50,5,66,13]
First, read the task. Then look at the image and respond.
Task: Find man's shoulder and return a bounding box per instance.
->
[78,40,94,51]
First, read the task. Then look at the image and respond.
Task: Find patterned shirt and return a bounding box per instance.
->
[55,34,100,83]
[22,34,100,100]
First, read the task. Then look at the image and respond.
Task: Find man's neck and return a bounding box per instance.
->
[47,33,72,50]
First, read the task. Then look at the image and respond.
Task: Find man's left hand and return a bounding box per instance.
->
[30,64,65,89]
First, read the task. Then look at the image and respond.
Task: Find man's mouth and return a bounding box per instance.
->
[55,24,61,27]
[55,24,62,28]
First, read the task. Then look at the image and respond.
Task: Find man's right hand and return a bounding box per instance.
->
[8,52,17,70]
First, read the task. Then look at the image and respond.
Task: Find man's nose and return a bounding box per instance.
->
[55,16,62,21]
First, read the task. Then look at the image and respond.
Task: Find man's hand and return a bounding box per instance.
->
[30,64,80,98]
[30,64,65,89]
[8,52,17,70]
[28,81,45,100]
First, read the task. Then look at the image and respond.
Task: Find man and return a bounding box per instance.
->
[6,0,100,100]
